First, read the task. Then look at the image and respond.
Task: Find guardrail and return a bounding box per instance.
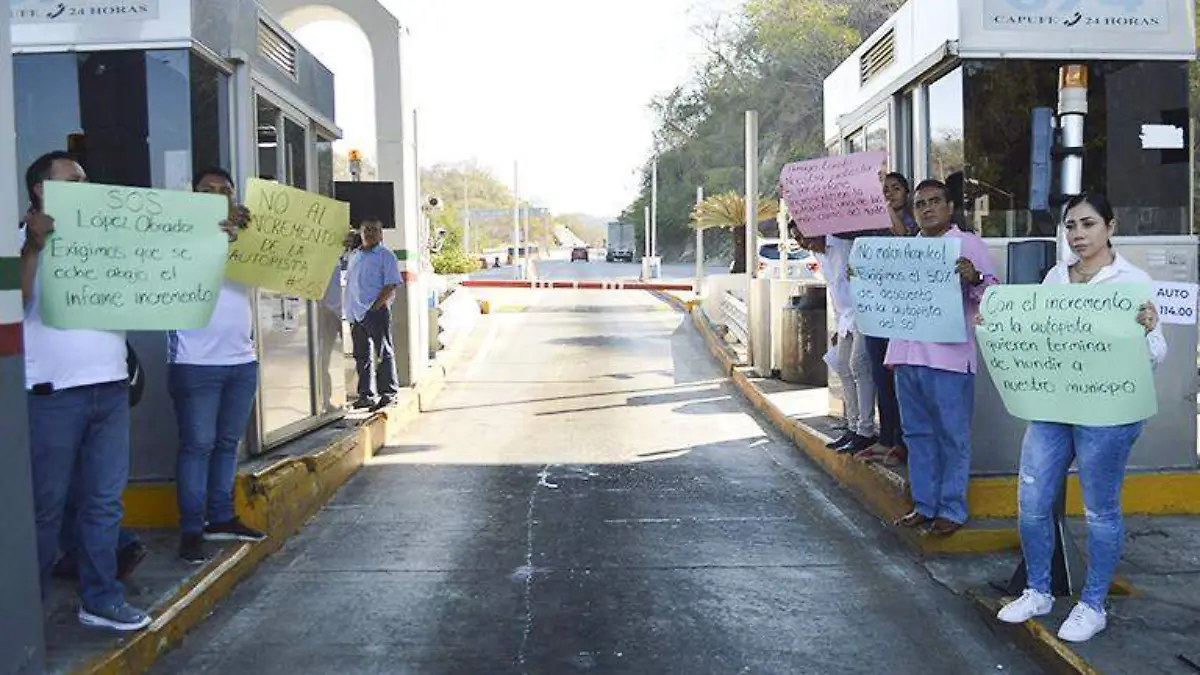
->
[460,279,694,291]
[721,291,749,350]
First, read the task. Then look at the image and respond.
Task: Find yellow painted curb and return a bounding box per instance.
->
[972,593,1102,675]
[122,482,179,529]
[970,471,1200,518]
[478,299,491,314]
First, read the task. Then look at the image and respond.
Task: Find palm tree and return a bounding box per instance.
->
[691,191,780,274]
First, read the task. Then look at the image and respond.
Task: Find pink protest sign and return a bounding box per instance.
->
[780,151,889,237]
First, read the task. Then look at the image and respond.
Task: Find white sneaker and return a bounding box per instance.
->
[1057,603,1107,643]
[997,589,1054,624]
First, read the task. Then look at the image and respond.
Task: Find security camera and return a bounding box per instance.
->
[426,196,440,208]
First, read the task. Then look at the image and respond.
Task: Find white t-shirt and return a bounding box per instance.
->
[822,236,857,337]
[168,281,256,366]
[19,227,126,390]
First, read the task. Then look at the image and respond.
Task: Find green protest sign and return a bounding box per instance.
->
[39,181,230,330]
[977,283,1157,426]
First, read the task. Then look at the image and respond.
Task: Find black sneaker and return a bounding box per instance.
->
[179,533,207,565]
[371,395,395,411]
[825,432,854,449]
[350,398,377,410]
[204,519,266,542]
[117,541,148,580]
[79,600,150,632]
[839,434,879,454]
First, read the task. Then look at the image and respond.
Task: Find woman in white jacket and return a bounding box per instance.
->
[996,193,1165,643]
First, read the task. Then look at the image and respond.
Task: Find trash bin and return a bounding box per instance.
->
[780,283,827,386]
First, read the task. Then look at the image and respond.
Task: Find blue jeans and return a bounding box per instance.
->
[28,380,131,610]
[59,469,140,559]
[351,307,399,401]
[1018,421,1143,610]
[169,363,259,534]
[896,365,975,524]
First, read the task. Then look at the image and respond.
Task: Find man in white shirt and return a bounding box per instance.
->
[167,168,266,565]
[21,151,150,631]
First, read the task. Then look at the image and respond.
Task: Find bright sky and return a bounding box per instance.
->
[292,0,742,218]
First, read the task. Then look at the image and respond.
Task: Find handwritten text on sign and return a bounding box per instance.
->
[780,151,888,237]
[225,179,350,300]
[39,182,229,330]
[1152,281,1198,326]
[849,237,967,343]
[977,284,1157,427]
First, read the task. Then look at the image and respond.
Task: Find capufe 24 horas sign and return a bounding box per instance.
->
[10,0,158,23]
[981,0,1169,31]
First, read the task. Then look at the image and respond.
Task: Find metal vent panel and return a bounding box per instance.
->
[258,18,298,80]
[859,28,895,85]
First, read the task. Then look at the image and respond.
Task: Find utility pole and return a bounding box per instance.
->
[650,159,659,278]
[695,186,704,294]
[512,161,521,279]
[463,173,471,255]
[745,110,763,375]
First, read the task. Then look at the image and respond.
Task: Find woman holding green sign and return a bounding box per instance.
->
[996,193,1165,643]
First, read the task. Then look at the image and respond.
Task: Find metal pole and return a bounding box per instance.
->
[463,174,471,255]
[745,111,759,362]
[651,160,658,260]
[513,161,521,279]
[695,186,705,295]
[643,205,651,275]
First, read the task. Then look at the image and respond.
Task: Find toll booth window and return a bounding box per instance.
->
[865,115,888,153]
[145,51,191,191]
[256,97,282,181]
[284,118,307,190]
[927,67,965,181]
[315,133,334,198]
[13,48,232,201]
[960,60,1191,238]
[190,54,231,180]
[13,53,81,211]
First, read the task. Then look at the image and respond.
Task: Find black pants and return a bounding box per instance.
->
[351,307,399,401]
[865,336,902,448]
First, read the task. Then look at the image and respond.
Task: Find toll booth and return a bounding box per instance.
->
[822,0,1198,473]
[9,0,353,476]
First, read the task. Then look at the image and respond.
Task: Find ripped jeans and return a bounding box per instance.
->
[1017,421,1144,610]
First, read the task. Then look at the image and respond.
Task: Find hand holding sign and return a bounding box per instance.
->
[225,179,350,299]
[780,151,889,237]
[977,284,1157,426]
[848,237,967,343]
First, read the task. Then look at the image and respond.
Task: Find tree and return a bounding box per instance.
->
[691,191,780,273]
[622,0,895,263]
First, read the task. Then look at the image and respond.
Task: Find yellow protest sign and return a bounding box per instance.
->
[226,179,350,299]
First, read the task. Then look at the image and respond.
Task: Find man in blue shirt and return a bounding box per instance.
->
[345,219,402,409]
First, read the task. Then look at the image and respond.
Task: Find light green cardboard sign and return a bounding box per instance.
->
[39,181,230,330]
[977,283,1157,426]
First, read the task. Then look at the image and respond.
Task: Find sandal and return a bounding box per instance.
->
[882,446,907,468]
[894,511,930,528]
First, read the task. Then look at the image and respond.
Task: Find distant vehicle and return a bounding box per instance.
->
[605,221,635,262]
[757,239,821,280]
[571,246,589,262]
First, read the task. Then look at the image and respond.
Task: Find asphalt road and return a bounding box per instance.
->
[152,288,1041,675]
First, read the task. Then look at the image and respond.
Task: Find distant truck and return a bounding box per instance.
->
[605,221,636,263]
